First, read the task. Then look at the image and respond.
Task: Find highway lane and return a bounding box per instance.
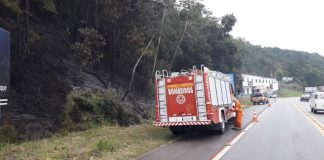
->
[137,102,271,160]
[220,98,324,160]
[299,98,324,125]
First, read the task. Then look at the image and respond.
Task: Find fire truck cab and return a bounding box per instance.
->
[154,65,235,134]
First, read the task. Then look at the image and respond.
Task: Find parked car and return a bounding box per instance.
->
[300,94,311,102]
[310,92,324,114]
[251,93,269,105]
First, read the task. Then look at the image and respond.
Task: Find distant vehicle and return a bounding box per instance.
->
[318,86,324,92]
[252,85,267,95]
[305,87,317,93]
[310,92,324,114]
[268,93,277,98]
[154,65,235,135]
[300,94,311,102]
[251,93,269,105]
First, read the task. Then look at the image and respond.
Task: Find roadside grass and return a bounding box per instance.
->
[278,88,303,97]
[239,98,253,106]
[0,122,177,160]
[239,97,253,106]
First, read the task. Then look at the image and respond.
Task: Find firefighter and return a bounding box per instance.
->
[231,98,243,130]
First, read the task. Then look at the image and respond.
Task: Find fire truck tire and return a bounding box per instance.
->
[170,126,184,135]
[217,114,226,134]
[210,114,226,135]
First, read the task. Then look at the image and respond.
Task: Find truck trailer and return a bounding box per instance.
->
[154,65,235,134]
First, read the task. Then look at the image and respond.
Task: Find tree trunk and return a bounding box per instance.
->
[95,0,98,27]
[23,0,30,61]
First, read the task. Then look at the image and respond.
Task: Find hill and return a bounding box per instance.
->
[238,39,324,87]
[0,0,243,141]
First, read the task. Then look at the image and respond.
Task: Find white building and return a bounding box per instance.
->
[242,74,279,95]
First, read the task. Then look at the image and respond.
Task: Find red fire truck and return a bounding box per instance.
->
[154,65,235,134]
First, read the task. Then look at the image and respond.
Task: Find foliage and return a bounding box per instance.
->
[277,88,303,97]
[0,0,21,13]
[33,0,57,13]
[71,28,106,67]
[0,0,56,13]
[0,125,18,151]
[238,40,324,87]
[1,0,243,93]
[1,0,244,140]
[61,91,140,132]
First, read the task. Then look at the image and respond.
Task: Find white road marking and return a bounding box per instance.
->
[212,146,231,160]
[258,113,264,118]
[244,123,254,131]
[228,131,246,146]
[211,107,270,160]
[297,106,324,134]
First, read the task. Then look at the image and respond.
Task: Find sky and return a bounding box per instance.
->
[201,0,324,56]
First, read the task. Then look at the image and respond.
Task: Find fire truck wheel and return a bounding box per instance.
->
[169,126,184,135]
[217,114,226,134]
[210,114,226,135]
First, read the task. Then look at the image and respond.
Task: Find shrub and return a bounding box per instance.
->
[0,125,18,150]
[61,90,140,131]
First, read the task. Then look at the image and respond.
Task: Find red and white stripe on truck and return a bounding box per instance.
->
[154,65,235,134]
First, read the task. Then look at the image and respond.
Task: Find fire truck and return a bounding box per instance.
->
[154,65,235,134]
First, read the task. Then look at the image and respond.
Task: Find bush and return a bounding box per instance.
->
[0,125,18,150]
[61,90,140,131]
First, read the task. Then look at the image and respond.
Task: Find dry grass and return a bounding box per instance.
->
[0,122,176,160]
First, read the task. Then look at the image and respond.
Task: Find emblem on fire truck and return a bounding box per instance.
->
[176,94,186,104]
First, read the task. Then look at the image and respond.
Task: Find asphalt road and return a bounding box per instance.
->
[299,98,324,125]
[221,97,324,160]
[137,101,271,160]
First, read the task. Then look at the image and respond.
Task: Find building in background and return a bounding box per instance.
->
[242,74,278,95]
[282,77,294,83]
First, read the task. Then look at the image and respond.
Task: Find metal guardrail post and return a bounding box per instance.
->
[0,99,8,126]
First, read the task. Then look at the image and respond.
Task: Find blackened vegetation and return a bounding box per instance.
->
[0,0,243,141]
